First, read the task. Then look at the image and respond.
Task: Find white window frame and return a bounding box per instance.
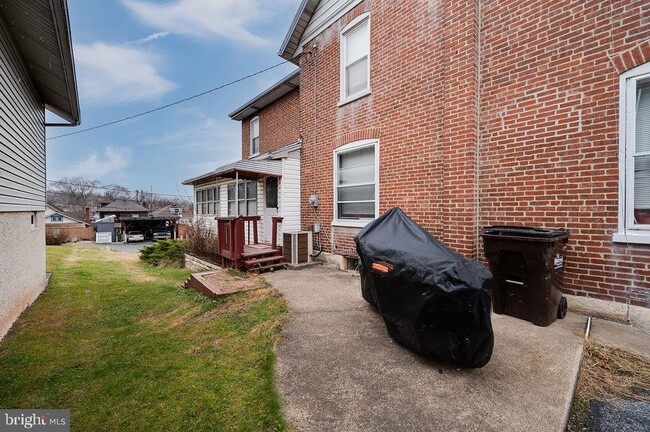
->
[227,180,258,217]
[332,139,379,228]
[195,185,219,217]
[339,13,371,107]
[250,117,260,157]
[613,61,650,244]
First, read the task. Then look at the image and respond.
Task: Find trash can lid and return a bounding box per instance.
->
[482,226,569,238]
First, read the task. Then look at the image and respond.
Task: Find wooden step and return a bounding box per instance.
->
[242,249,281,259]
[249,262,287,273]
[244,255,285,268]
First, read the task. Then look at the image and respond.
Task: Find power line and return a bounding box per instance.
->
[47,179,190,199]
[46,60,290,141]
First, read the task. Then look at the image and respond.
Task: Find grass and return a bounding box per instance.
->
[0,246,288,431]
[566,340,650,431]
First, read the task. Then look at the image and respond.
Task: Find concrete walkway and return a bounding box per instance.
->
[265,266,586,432]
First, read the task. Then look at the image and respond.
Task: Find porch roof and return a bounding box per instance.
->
[182,159,282,186]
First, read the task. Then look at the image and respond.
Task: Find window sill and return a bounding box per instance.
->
[248,152,260,159]
[338,89,371,107]
[612,232,650,245]
[332,220,372,228]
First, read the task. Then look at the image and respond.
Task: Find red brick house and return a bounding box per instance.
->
[183,71,302,245]
[271,0,649,312]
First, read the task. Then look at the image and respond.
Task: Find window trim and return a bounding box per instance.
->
[332,139,379,228]
[339,13,371,106]
[614,61,650,244]
[250,116,260,157]
[195,185,219,217]
[227,180,258,217]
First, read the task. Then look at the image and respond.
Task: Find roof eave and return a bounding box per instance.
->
[228,70,300,121]
[278,0,319,65]
[48,0,80,125]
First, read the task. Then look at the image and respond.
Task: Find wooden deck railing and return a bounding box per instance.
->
[217,216,271,270]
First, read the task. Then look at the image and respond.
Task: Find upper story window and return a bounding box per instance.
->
[333,139,378,227]
[196,186,219,216]
[51,215,63,222]
[227,180,257,216]
[250,117,260,156]
[614,62,650,244]
[340,13,370,105]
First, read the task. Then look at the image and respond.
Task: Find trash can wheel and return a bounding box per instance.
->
[557,297,568,319]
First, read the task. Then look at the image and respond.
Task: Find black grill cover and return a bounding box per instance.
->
[354,208,494,368]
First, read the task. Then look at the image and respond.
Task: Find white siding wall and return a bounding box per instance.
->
[0,21,46,212]
[281,157,301,234]
[298,0,363,55]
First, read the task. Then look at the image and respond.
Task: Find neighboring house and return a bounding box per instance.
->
[97,199,150,221]
[96,199,151,242]
[271,0,648,309]
[45,205,93,241]
[45,205,88,225]
[0,1,80,339]
[183,70,301,245]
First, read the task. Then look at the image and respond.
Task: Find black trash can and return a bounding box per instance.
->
[482,226,570,327]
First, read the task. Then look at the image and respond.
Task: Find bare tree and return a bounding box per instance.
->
[102,184,131,201]
[47,177,100,218]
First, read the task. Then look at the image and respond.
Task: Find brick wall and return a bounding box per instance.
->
[295,0,649,307]
[240,89,300,159]
[479,0,650,307]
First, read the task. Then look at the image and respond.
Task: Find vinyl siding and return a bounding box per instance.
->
[0,18,46,212]
[297,0,363,55]
[281,157,301,233]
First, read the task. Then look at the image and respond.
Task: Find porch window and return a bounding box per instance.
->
[340,14,370,104]
[250,117,260,155]
[228,180,258,216]
[614,62,650,244]
[334,139,378,226]
[195,187,218,216]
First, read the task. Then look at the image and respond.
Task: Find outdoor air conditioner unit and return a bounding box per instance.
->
[283,231,313,265]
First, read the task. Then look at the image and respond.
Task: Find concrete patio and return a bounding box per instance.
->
[265,266,586,432]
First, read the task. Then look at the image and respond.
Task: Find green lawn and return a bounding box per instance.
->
[0,246,288,431]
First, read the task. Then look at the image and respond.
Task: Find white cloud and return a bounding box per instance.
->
[74,42,175,105]
[66,146,132,178]
[122,0,278,46]
[126,31,171,46]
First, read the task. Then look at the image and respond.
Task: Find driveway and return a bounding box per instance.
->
[264,266,586,432]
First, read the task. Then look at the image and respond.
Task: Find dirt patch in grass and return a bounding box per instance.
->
[577,340,650,402]
[104,251,158,283]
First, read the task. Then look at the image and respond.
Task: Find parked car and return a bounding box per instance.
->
[126,231,144,243]
[152,229,172,241]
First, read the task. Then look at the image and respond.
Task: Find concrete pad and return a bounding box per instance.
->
[589,318,650,358]
[265,266,586,432]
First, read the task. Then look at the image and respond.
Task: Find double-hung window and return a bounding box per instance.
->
[340,14,370,104]
[615,62,650,244]
[250,117,260,156]
[334,140,378,226]
[227,180,258,216]
[196,187,219,216]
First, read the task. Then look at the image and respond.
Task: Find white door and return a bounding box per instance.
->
[263,177,279,243]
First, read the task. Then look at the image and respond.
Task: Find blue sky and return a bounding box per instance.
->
[45,0,300,199]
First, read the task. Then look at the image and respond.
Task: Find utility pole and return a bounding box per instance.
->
[150,185,153,210]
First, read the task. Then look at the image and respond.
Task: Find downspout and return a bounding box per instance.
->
[310,43,323,258]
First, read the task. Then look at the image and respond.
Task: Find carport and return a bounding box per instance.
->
[121,216,179,240]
